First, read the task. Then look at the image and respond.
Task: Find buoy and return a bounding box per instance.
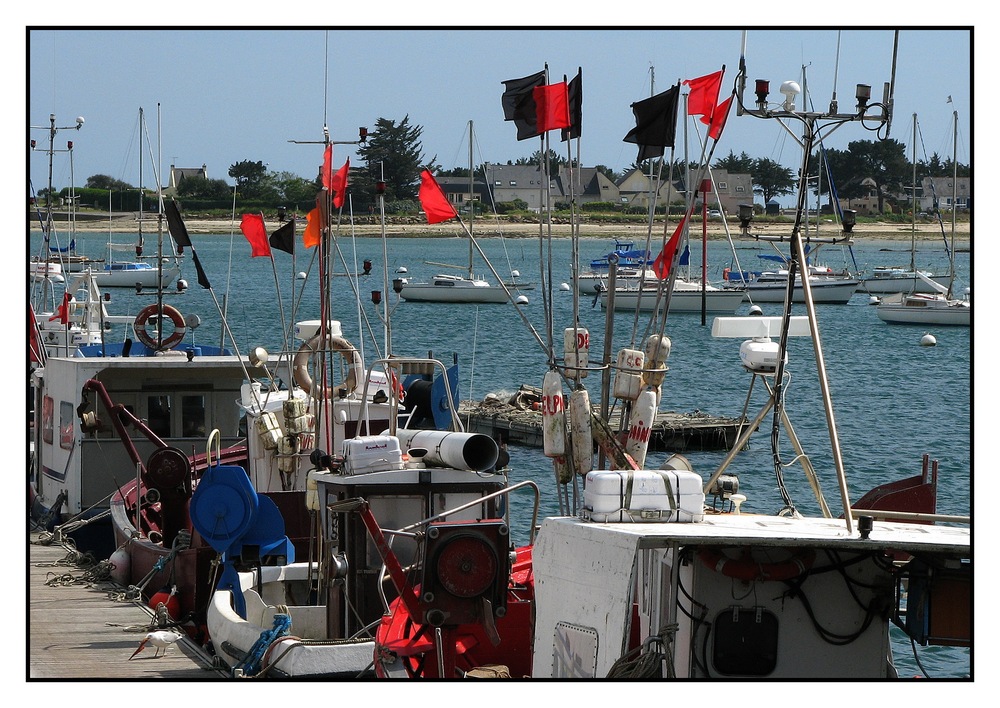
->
[515,295,529,305]
[149,587,181,620]
[396,266,408,274]
[869,296,880,305]
[613,348,644,401]
[642,334,671,389]
[569,388,593,477]
[748,305,763,316]
[920,333,937,347]
[296,272,307,280]
[541,370,566,457]
[560,282,570,291]
[625,388,657,468]
[511,269,520,278]
[109,548,130,585]
[564,327,590,379]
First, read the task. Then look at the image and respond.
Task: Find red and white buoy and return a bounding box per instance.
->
[541,370,566,458]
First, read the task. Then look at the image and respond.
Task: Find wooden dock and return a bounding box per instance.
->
[459,394,748,453]
[27,532,225,680]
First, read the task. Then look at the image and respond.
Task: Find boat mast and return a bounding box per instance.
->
[949,110,958,299]
[910,113,917,275]
[468,120,474,279]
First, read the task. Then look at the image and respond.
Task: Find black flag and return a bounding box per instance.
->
[561,68,583,142]
[164,198,211,289]
[501,70,545,141]
[623,84,680,161]
[269,218,296,255]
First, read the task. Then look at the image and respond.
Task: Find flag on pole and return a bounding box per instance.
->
[708,95,733,141]
[684,69,724,126]
[321,144,333,189]
[651,215,689,280]
[164,198,212,288]
[623,84,680,161]
[48,292,71,323]
[240,213,271,257]
[331,158,350,209]
[533,82,571,133]
[418,169,458,224]
[303,208,322,248]
[561,69,583,142]
[269,219,295,255]
[501,70,545,140]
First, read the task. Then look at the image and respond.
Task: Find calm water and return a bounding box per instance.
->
[31,227,973,677]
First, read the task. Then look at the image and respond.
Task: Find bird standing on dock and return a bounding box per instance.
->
[129,629,183,659]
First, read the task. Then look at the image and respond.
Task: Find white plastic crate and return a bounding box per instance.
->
[583,469,705,523]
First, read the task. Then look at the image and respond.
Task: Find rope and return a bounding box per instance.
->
[232,613,292,678]
[605,623,678,679]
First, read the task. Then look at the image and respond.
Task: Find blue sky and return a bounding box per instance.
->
[26,26,971,205]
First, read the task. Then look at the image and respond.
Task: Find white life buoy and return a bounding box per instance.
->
[292,333,364,398]
[625,388,657,468]
[133,304,186,350]
[541,370,566,458]
[569,388,593,477]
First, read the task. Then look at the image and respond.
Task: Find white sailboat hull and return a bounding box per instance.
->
[92,263,180,288]
[397,275,513,303]
[858,271,945,294]
[602,287,745,313]
[727,277,859,304]
[876,292,971,326]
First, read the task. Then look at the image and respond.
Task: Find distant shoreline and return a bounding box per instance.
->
[34,215,971,245]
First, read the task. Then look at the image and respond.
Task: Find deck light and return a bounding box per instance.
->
[754,79,769,108]
[359,127,368,142]
[855,84,871,111]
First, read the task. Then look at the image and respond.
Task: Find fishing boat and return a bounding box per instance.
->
[395,121,530,305]
[365,35,970,679]
[877,111,970,326]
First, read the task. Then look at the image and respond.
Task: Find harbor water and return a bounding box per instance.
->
[30,227,972,677]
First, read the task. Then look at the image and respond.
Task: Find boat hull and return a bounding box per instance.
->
[398,279,514,303]
[93,263,180,288]
[727,278,859,304]
[602,289,745,313]
[858,273,945,294]
[876,293,971,326]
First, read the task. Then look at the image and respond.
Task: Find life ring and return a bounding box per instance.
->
[699,547,815,583]
[292,333,364,398]
[133,304,186,350]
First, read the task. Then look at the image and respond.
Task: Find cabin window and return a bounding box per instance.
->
[42,396,54,444]
[59,401,75,450]
[712,607,779,676]
[147,394,172,437]
[182,395,207,437]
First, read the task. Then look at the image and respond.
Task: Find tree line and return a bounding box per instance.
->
[59,115,969,217]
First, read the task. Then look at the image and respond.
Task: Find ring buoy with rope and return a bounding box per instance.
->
[133,304,186,351]
[292,333,364,398]
[699,547,815,583]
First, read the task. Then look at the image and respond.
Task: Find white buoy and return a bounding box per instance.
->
[560,282,570,291]
[613,348,644,401]
[109,548,130,585]
[396,266,408,273]
[564,327,590,379]
[625,388,657,468]
[868,296,880,305]
[541,370,566,457]
[569,388,593,477]
[748,305,763,316]
[515,295,529,305]
[920,333,937,347]
[511,269,520,278]
[296,272,307,280]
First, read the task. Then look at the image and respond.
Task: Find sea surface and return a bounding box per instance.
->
[30,226,973,678]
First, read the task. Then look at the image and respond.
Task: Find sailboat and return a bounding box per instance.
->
[877,110,970,326]
[859,114,946,295]
[395,121,529,304]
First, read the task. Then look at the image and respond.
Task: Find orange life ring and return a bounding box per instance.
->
[133,304,186,351]
[292,333,364,398]
[699,547,815,583]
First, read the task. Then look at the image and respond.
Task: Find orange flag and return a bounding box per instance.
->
[652,214,689,280]
[418,169,458,224]
[331,158,350,209]
[48,292,71,323]
[303,207,321,248]
[708,95,733,141]
[321,145,333,189]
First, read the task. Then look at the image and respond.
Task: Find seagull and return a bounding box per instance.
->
[129,630,183,660]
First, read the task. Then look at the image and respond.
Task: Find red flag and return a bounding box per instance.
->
[683,70,724,125]
[331,158,350,209]
[321,145,333,189]
[48,292,71,323]
[533,82,571,132]
[418,169,458,224]
[240,213,271,257]
[651,215,688,280]
[303,207,321,248]
[708,95,733,141]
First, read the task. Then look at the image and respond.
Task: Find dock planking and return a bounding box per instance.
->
[27,533,225,680]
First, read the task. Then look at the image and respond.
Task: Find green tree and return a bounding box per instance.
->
[821,139,908,213]
[713,150,756,174]
[176,175,232,200]
[355,116,433,207]
[228,159,268,199]
[271,171,319,210]
[86,174,133,191]
[752,157,796,204]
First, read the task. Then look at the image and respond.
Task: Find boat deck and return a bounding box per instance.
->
[27,532,225,680]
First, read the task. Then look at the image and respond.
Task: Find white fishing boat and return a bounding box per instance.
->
[877,111,970,327]
[365,33,970,680]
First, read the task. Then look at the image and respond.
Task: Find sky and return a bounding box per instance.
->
[24,24,972,206]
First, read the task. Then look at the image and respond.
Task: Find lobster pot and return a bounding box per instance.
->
[642,334,671,389]
[582,469,705,523]
[569,388,593,477]
[255,411,282,451]
[563,327,590,379]
[277,435,299,474]
[283,398,311,434]
[613,349,645,401]
[625,388,657,468]
[541,370,566,457]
